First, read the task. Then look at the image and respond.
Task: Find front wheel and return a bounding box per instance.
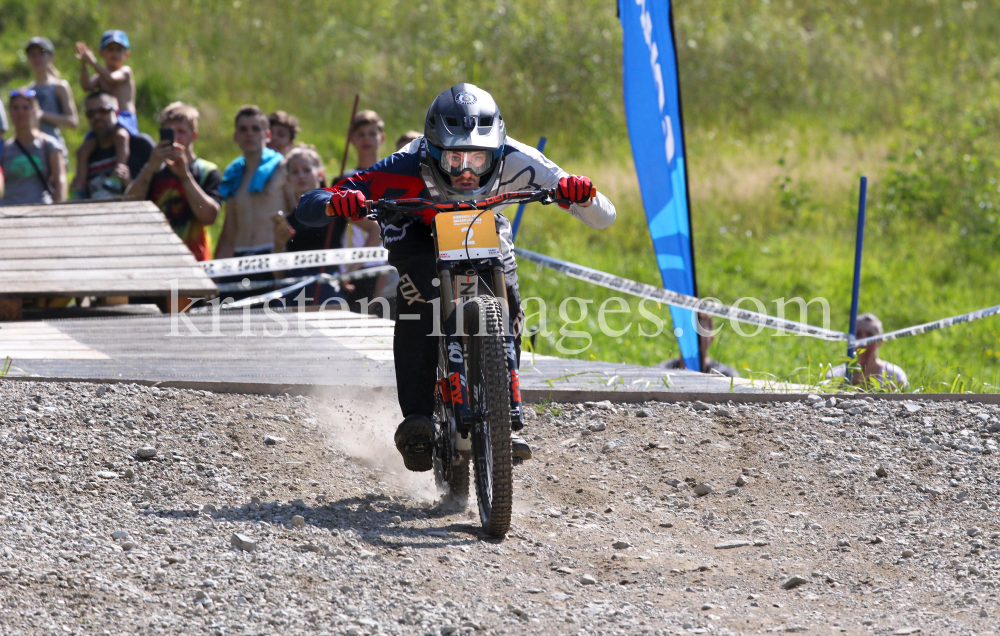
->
[465,296,513,537]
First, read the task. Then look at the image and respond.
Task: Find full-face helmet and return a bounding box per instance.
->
[421,83,506,200]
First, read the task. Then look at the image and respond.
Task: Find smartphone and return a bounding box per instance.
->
[159,127,174,144]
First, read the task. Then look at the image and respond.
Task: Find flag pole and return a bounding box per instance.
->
[847,176,868,359]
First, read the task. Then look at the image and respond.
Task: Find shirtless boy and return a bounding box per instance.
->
[214,105,287,259]
[72,30,136,192]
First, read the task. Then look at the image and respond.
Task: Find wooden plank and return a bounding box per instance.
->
[0,211,167,228]
[0,201,158,218]
[0,267,212,282]
[1,223,179,239]
[0,279,216,298]
[3,254,200,271]
[1,244,193,259]
[0,233,184,249]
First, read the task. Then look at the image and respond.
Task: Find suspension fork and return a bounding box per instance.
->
[491,264,524,430]
[438,266,474,433]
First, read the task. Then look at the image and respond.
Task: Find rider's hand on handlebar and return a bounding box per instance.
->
[557,175,596,206]
[325,190,367,220]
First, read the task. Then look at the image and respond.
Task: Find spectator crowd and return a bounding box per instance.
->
[0,31,910,387]
[0,31,413,316]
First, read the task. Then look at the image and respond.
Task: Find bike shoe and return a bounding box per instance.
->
[511,433,532,462]
[394,415,434,472]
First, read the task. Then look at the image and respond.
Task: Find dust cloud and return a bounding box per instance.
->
[309,387,439,502]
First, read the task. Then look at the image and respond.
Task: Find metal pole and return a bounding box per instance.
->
[847,176,868,359]
[510,136,547,241]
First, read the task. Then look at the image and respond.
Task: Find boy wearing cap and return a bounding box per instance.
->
[72,30,136,193]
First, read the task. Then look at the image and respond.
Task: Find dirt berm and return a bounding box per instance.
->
[1,380,998,635]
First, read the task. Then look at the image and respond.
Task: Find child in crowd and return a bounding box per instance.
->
[124,102,222,262]
[72,30,136,192]
[267,110,300,156]
[25,37,78,164]
[342,110,392,315]
[214,105,286,260]
[346,110,385,176]
[273,145,329,254]
[395,130,421,151]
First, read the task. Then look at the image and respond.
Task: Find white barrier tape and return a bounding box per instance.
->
[201,247,388,278]
[853,304,1000,347]
[216,275,312,294]
[192,265,400,313]
[190,275,329,313]
[515,248,847,341]
[214,265,397,294]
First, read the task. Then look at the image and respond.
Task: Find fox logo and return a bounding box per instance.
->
[504,340,517,365]
[449,372,464,405]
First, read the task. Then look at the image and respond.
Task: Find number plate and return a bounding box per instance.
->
[435,211,501,261]
[455,274,478,303]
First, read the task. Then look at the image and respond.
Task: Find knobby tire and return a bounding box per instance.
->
[465,296,513,537]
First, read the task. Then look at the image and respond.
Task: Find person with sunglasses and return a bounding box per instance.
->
[73,91,131,199]
[1,89,66,205]
[296,83,616,471]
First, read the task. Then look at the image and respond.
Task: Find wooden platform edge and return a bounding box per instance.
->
[1,376,998,404]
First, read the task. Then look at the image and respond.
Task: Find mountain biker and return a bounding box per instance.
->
[296,83,616,472]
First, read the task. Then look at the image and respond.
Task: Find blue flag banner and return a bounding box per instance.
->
[619,0,700,371]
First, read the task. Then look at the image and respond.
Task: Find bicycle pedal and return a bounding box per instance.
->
[512,457,523,466]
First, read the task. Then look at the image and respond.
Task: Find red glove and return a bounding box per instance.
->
[557,175,596,204]
[325,190,366,220]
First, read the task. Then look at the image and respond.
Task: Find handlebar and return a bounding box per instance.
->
[364,187,597,224]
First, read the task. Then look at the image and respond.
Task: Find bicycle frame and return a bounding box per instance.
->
[366,189,583,473]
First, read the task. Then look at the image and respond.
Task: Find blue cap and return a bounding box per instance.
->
[100,30,130,51]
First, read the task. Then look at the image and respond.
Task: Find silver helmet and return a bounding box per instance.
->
[421,83,506,200]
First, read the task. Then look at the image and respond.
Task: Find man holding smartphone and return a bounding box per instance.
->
[125,101,222,261]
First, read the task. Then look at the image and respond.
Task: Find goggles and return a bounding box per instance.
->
[439,149,493,177]
[9,89,37,99]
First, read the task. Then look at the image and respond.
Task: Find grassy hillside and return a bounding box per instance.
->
[2,0,999,390]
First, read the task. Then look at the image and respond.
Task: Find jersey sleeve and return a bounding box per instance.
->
[500,138,616,230]
[200,166,223,204]
[294,149,428,228]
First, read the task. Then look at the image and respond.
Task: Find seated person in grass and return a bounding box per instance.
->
[394,130,422,152]
[267,110,300,156]
[73,30,137,193]
[826,313,908,390]
[214,105,287,259]
[659,312,741,378]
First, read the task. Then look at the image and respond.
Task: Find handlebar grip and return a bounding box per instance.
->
[589,185,598,198]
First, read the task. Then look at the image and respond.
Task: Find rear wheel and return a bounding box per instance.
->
[465,296,513,537]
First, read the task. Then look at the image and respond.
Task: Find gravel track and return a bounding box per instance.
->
[1,380,999,635]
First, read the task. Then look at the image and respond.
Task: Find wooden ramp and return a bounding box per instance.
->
[0,200,217,319]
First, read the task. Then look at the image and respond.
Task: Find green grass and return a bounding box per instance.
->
[2,1,999,391]
[515,134,1000,393]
